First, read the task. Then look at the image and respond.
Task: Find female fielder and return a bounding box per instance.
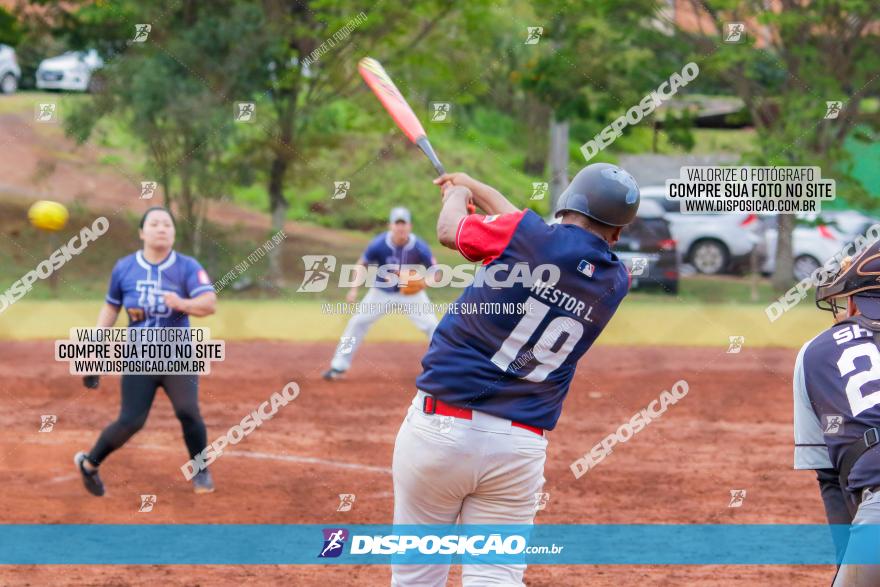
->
[74,206,217,496]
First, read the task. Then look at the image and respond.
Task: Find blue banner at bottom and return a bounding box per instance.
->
[0,524,876,565]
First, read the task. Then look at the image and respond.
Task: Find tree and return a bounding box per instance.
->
[675,0,880,292]
[64,0,274,253]
[519,0,690,209]
[253,0,475,285]
[0,7,22,46]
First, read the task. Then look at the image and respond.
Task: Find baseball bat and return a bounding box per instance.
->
[358,57,474,213]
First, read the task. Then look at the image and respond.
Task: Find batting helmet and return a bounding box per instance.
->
[554,163,640,227]
[816,239,880,319]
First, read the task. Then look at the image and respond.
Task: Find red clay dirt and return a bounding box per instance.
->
[0,341,831,586]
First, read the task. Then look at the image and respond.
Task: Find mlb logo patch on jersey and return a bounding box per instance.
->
[577,259,595,277]
[197,270,210,285]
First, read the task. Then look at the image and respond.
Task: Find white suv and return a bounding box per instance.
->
[821,210,879,240]
[639,186,763,275]
[36,49,103,92]
[761,215,847,281]
[0,44,21,94]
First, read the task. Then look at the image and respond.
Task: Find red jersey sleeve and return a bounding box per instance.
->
[455,210,528,264]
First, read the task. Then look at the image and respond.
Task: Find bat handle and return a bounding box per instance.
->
[417,136,445,176]
[417,136,475,214]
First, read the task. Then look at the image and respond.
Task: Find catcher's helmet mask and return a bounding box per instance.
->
[816,242,880,319]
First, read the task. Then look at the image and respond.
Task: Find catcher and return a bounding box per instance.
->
[794,243,880,586]
[323,206,439,380]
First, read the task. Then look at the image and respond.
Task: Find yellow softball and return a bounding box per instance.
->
[28,200,69,232]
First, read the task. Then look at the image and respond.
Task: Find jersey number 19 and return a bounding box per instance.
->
[491,297,584,382]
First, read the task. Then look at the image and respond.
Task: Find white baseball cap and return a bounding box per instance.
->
[389,207,411,223]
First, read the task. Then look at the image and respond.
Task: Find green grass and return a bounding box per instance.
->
[0,89,89,115]
[610,125,755,158]
[627,274,775,305]
[689,128,756,154]
[0,90,50,114]
[0,298,826,348]
[91,113,148,175]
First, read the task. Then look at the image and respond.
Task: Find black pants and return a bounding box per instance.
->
[88,374,207,466]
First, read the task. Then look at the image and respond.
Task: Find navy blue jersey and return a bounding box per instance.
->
[362,232,435,292]
[416,209,629,430]
[793,321,880,497]
[105,250,214,327]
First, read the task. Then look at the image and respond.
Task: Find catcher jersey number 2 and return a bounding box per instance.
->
[838,342,880,416]
[491,297,584,382]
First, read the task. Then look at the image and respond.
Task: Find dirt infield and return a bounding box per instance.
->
[0,340,831,586]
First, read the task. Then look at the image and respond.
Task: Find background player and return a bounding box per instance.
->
[391,163,639,586]
[323,206,439,380]
[795,245,880,586]
[74,206,217,496]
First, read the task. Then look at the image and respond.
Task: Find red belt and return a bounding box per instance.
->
[422,395,544,437]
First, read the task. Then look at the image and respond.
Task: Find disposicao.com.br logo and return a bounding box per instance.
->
[351,533,528,555]
[297,256,561,292]
[317,528,562,558]
[318,528,349,558]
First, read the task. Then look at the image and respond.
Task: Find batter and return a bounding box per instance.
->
[392,163,640,585]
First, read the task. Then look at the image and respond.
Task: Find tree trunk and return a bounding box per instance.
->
[266,91,296,287]
[772,213,795,292]
[160,170,171,209]
[548,115,569,212]
[179,159,195,253]
[192,197,205,258]
[267,153,289,287]
[652,119,659,153]
[523,97,550,175]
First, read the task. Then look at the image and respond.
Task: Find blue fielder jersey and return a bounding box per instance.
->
[793,320,880,499]
[105,250,214,328]
[416,209,630,430]
[362,232,435,292]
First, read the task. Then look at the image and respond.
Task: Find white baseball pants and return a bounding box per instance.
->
[833,487,880,587]
[330,288,438,372]
[391,391,547,586]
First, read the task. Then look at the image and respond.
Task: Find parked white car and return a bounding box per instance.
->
[820,210,879,241]
[761,215,847,280]
[36,49,103,92]
[639,186,763,275]
[0,44,21,94]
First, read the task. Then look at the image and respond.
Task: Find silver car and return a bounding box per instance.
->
[639,186,763,275]
[0,44,21,94]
